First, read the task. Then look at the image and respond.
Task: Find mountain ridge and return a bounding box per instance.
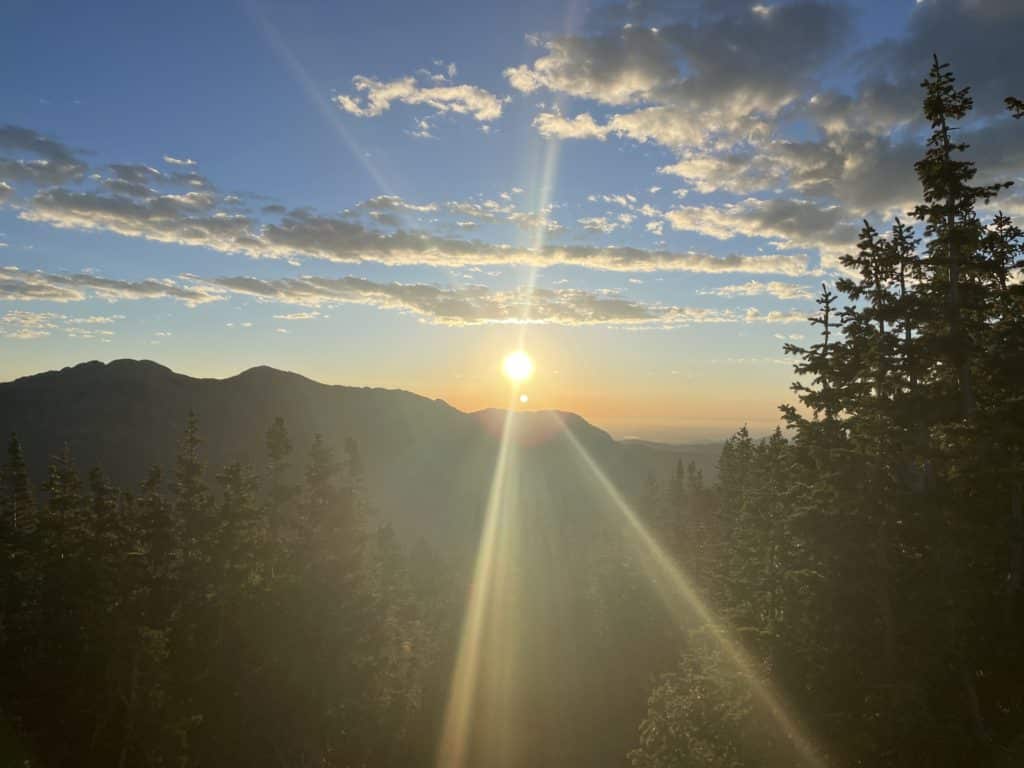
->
[0,359,720,550]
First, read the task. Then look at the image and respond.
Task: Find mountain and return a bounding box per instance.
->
[0,359,720,552]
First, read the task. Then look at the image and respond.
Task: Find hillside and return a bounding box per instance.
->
[0,360,719,550]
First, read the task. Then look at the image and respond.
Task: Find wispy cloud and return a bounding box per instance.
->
[0,264,817,331]
[0,125,87,186]
[17,185,810,274]
[205,274,814,327]
[335,69,505,123]
[0,309,123,340]
[699,280,814,301]
[163,155,197,166]
[0,267,222,306]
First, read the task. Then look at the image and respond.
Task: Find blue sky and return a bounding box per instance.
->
[1,0,1022,440]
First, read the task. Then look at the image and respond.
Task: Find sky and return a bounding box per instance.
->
[1,0,1022,441]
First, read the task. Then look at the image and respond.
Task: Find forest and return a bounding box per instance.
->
[1,59,1024,767]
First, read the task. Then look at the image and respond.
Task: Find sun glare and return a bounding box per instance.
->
[502,351,534,383]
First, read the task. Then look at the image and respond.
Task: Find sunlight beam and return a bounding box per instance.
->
[436,407,517,767]
[556,418,827,768]
[244,0,395,194]
[515,128,563,339]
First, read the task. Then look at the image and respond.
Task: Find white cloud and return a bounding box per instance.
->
[533,111,611,141]
[204,274,811,327]
[22,188,809,273]
[0,266,819,330]
[743,307,807,324]
[0,266,222,306]
[0,310,60,339]
[335,73,505,122]
[0,309,123,340]
[407,118,435,139]
[505,28,679,106]
[578,216,620,233]
[1,123,815,277]
[665,197,857,260]
[0,125,87,187]
[699,280,814,300]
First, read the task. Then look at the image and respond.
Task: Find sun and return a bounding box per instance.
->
[502,351,534,383]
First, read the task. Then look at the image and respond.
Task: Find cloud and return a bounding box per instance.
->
[0,125,87,187]
[505,26,680,106]
[0,309,123,340]
[0,267,223,306]
[578,216,621,233]
[444,197,564,232]
[21,185,808,273]
[407,117,435,139]
[851,0,1024,125]
[350,194,440,227]
[665,197,857,261]
[163,155,197,166]
[256,209,812,273]
[0,266,819,330]
[335,73,505,122]
[356,195,438,215]
[511,0,1024,258]
[204,274,808,327]
[743,307,807,324]
[0,311,62,339]
[1,121,818,276]
[109,164,163,184]
[699,280,814,300]
[533,111,612,141]
[508,2,849,119]
[65,314,126,324]
[577,194,659,236]
[22,187,252,251]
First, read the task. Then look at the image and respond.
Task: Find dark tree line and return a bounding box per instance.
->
[0,415,460,767]
[631,60,1024,767]
[0,412,710,768]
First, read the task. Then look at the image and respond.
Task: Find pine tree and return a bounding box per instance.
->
[781,284,845,425]
[1,434,33,535]
[174,410,212,567]
[0,434,35,737]
[913,55,1011,424]
[265,416,295,529]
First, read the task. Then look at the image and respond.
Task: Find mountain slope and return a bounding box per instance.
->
[0,359,719,549]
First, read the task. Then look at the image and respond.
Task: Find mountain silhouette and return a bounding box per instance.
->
[0,359,718,551]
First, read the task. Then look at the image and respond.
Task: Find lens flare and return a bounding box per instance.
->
[437,408,519,767]
[556,417,827,768]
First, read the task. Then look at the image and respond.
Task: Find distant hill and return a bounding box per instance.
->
[0,360,720,551]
